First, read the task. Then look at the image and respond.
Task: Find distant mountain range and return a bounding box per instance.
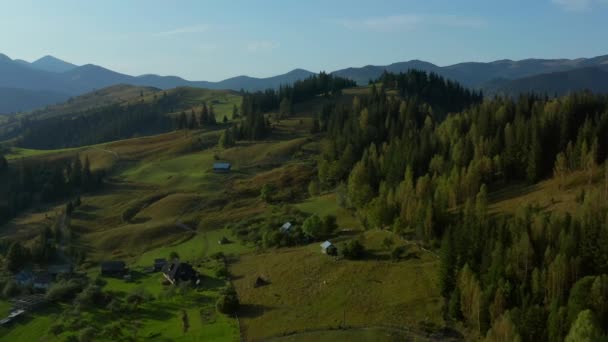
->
[1,52,608,113]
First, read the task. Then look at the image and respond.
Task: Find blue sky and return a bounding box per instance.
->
[1,0,607,81]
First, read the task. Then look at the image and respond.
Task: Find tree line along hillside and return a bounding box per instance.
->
[0,73,358,227]
[312,74,608,340]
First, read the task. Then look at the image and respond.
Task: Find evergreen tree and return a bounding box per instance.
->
[232,104,239,119]
[200,104,209,125]
[565,310,602,342]
[178,112,187,129]
[208,105,217,125]
[218,129,235,149]
[0,154,7,172]
[70,156,83,187]
[279,97,292,119]
[189,110,197,129]
[5,241,29,273]
[439,229,456,299]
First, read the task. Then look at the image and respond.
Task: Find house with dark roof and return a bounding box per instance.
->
[153,258,167,272]
[213,162,231,173]
[161,262,200,285]
[320,241,337,255]
[100,261,127,277]
[33,274,52,291]
[14,271,35,287]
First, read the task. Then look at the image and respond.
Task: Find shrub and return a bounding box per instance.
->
[48,322,65,336]
[210,252,225,260]
[260,184,274,203]
[303,215,323,240]
[75,284,104,309]
[216,286,239,315]
[342,240,365,260]
[106,298,124,313]
[64,335,78,342]
[308,180,320,197]
[391,245,406,261]
[78,327,95,342]
[2,280,19,298]
[46,279,86,302]
[215,263,230,279]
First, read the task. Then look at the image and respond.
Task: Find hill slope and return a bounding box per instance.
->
[0,87,70,114]
[483,67,608,96]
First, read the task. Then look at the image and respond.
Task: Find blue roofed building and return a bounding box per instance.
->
[213,162,231,173]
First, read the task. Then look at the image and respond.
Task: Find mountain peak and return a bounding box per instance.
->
[31,55,77,73]
[0,53,12,62]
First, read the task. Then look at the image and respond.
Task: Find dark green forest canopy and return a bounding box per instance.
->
[236,72,357,140]
[316,83,608,339]
[17,93,181,149]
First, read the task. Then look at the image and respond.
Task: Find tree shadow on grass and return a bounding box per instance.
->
[71,211,98,221]
[77,204,99,212]
[200,276,225,291]
[238,304,274,318]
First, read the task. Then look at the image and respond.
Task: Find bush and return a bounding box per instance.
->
[308,180,320,197]
[48,322,64,336]
[260,184,274,203]
[46,279,86,302]
[75,284,104,309]
[78,327,96,342]
[216,286,239,315]
[215,263,230,279]
[391,245,406,261]
[322,215,338,236]
[342,240,365,260]
[303,215,323,239]
[106,298,124,313]
[64,335,78,342]
[2,280,19,298]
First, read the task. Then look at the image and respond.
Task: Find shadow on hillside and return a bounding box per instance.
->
[78,204,99,212]
[238,304,274,318]
[71,211,98,221]
[489,183,540,203]
[129,217,151,224]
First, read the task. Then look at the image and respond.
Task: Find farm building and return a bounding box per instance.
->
[14,271,35,286]
[320,241,337,255]
[33,274,52,291]
[162,262,200,285]
[213,162,231,173]
[153,258,167,272]
[279,222,293,234]
[100,261,127,277]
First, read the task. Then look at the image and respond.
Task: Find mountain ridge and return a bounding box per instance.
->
[2,52,608,114]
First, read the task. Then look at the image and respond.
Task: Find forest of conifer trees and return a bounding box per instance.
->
[314,71,608,340]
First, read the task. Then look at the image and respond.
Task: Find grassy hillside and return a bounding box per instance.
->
[3,81,604,341]
[231,230,441,341]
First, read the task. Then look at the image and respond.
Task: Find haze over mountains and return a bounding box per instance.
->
[1,52,608,113]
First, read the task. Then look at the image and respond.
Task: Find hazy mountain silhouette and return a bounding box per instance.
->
[2,52,608,113]
[483,67,608,97]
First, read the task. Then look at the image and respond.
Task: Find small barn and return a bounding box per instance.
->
[280,222,293,234]
[213,162,231,173]
[153,258,167,272]
[320,241,337,255]
[100,261,127,277]
[162,262,200,285]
